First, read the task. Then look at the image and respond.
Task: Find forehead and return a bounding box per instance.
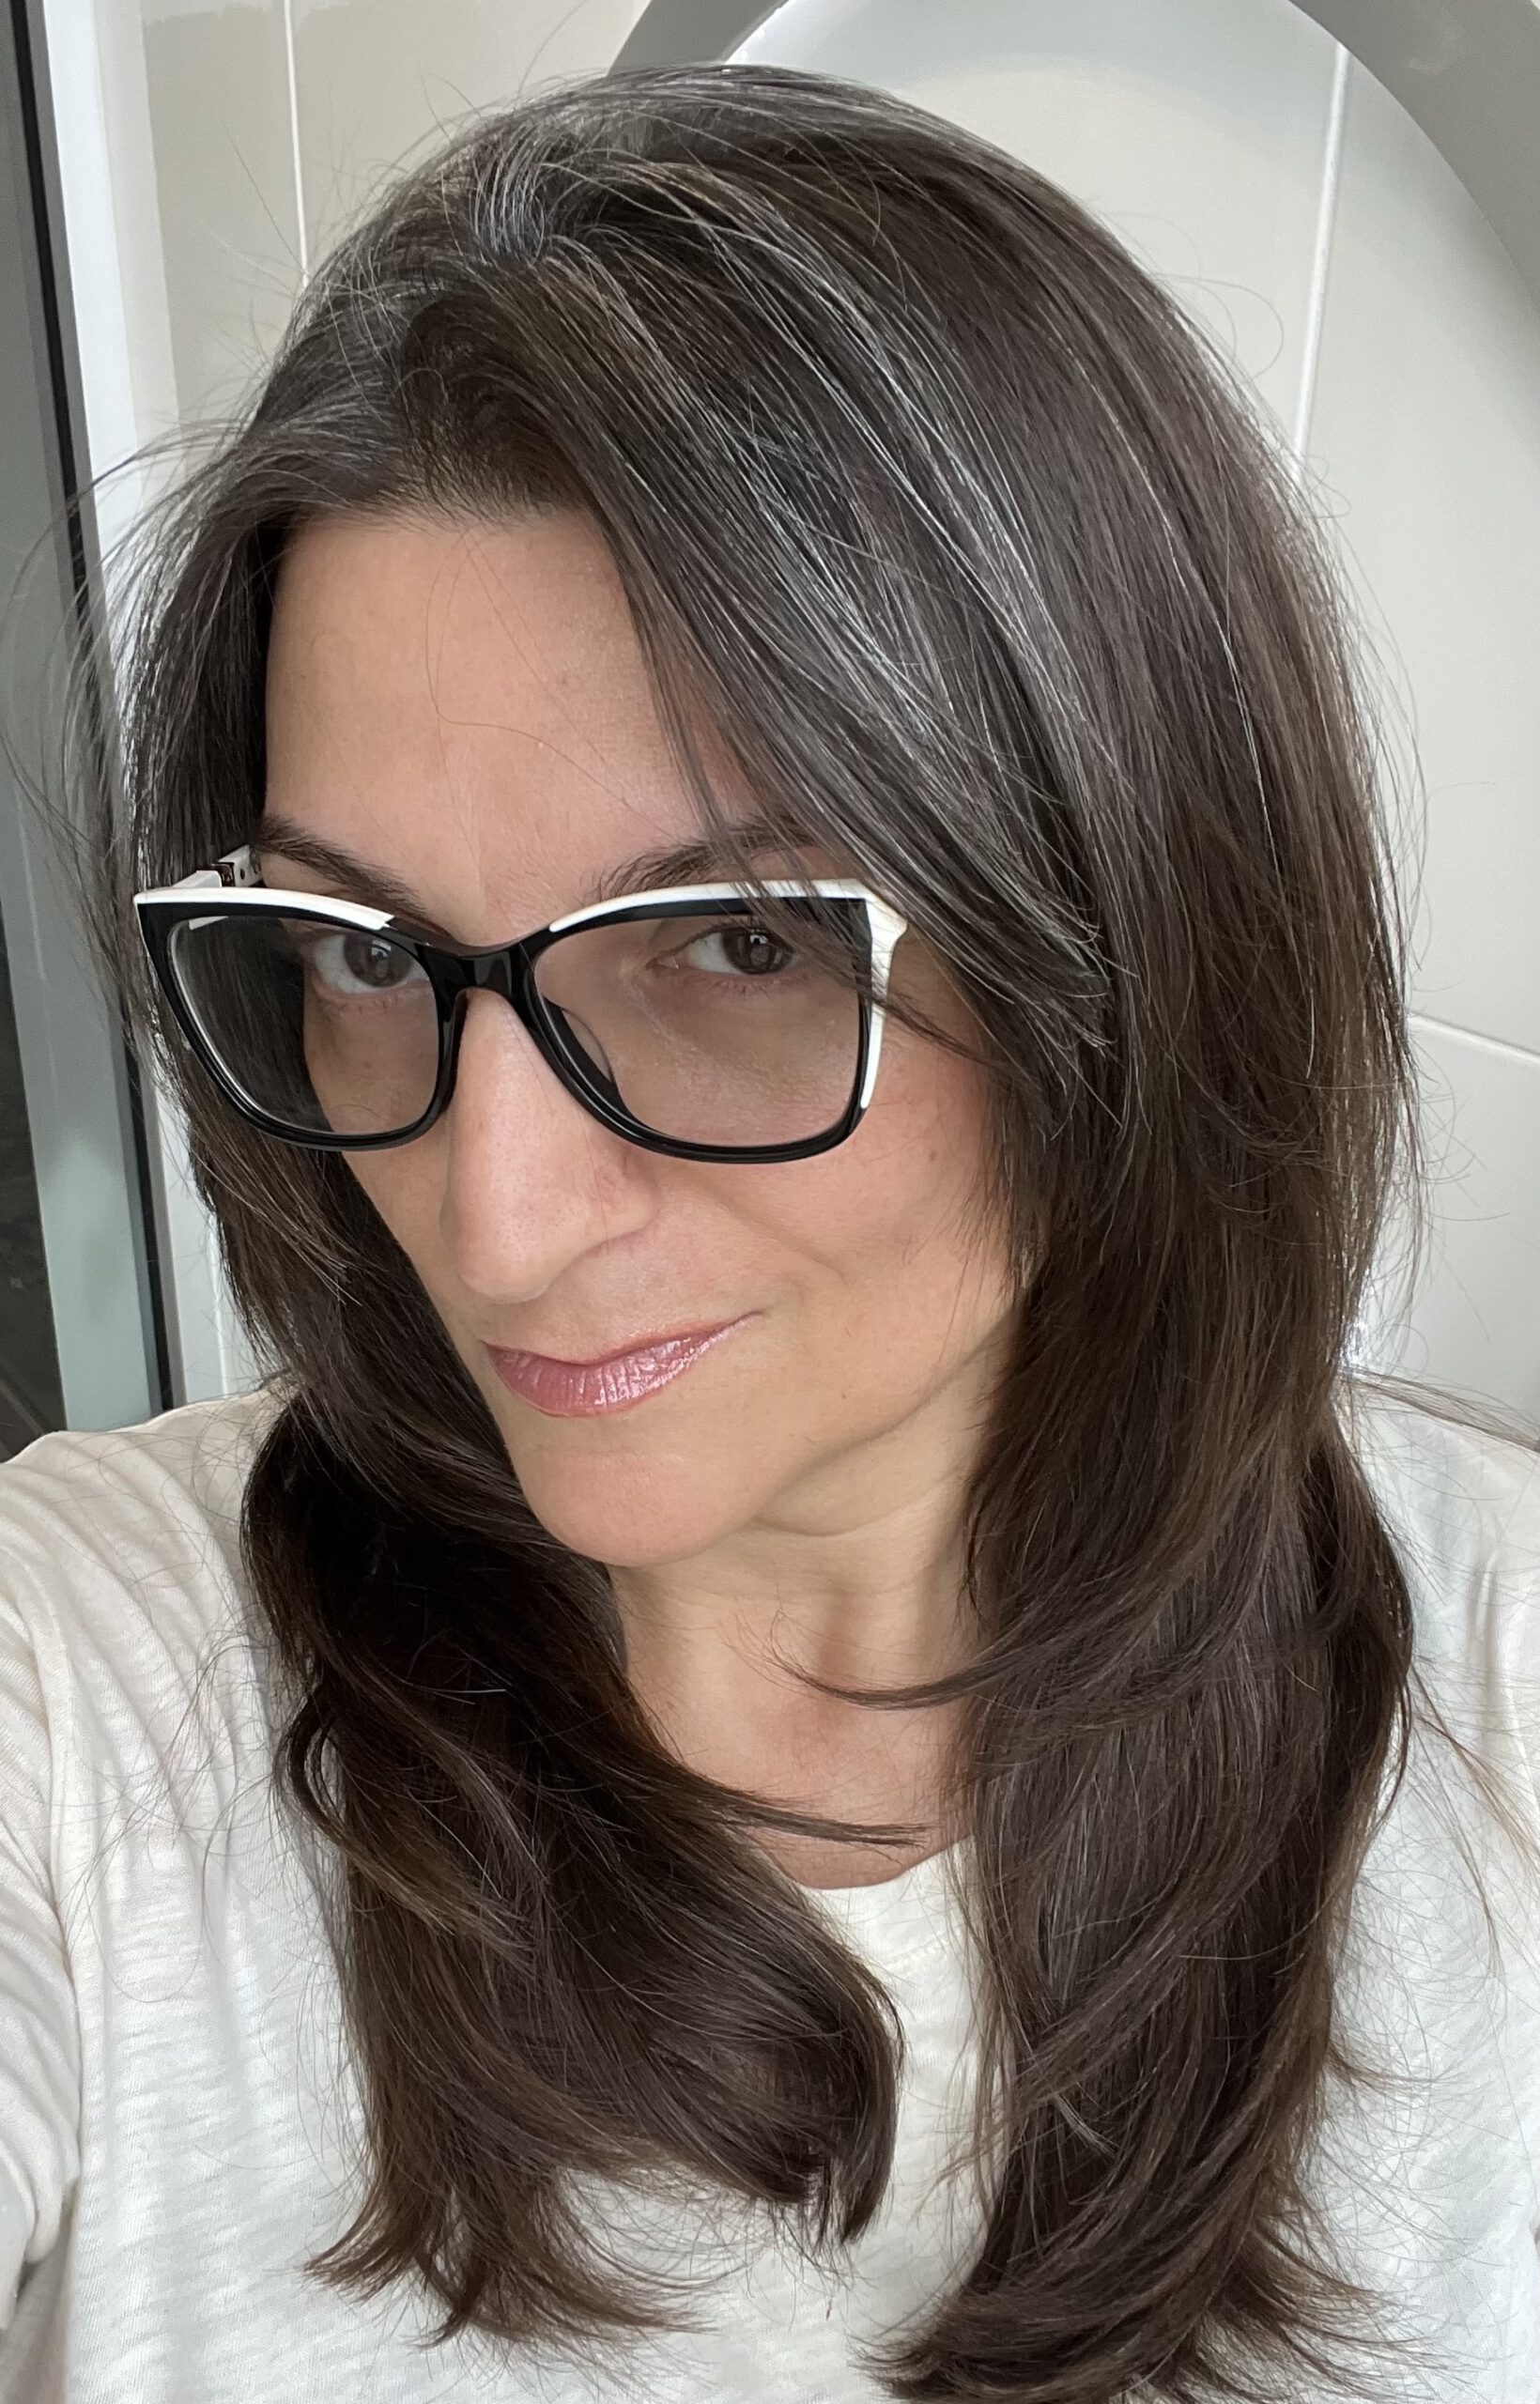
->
[268,505,659,746]
[262,508,746,934]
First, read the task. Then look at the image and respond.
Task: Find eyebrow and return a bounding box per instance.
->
[251,809,802,940]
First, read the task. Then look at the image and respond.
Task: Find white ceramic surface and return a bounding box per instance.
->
[739,0,1349,450]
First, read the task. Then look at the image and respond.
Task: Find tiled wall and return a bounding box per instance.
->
[45,0,1540,1424]
[1310,44,1540,1422]
[136,0,654,427]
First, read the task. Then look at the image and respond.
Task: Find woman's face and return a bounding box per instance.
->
[261,509,1018,1573]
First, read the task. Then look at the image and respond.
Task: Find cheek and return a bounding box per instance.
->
[753,1038,1008,1326]
[857,1020,999,1230]
[338,1029,1011,1397]
[343,1146,443,1265]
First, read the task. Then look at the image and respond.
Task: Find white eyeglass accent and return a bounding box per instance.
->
[132,846,911,1119]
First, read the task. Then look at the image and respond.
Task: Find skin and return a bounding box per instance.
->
[261,509,1019,1885]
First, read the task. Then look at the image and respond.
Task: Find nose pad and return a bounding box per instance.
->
[545,997,613,1086]
[522,974,631,1117]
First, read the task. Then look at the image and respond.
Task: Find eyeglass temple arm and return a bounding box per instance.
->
[215,845,262,888]
[149,846,261,900]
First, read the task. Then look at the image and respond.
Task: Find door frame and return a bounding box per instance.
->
[0,0,169,1434]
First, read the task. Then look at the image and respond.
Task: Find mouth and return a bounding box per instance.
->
[485,1316,753,1419]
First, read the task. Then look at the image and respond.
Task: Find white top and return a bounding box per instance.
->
[0,1381,1537,2402]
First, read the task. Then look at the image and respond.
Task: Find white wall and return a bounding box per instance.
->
[41,0,1540,1424]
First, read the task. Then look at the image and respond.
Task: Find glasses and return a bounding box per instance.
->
[132,844,910,1163]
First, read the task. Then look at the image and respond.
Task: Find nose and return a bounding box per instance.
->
[439,986,654,1302]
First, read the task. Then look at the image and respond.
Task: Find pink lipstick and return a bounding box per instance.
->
[486,1317,750,1418]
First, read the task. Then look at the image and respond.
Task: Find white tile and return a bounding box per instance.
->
[1306,57,1540,1057]
[292,0,648,268]
[1359,1021,1540,1428]
[740,0,1346,448]
[137,0,303,421]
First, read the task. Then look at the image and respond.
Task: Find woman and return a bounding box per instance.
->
[0,56,1536,2404]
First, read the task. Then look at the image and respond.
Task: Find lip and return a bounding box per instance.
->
[486,1316,753,1419]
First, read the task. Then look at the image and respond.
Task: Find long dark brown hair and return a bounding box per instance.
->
[56,59,1538,2403]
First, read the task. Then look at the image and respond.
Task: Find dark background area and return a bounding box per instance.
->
[0,911,62,1454]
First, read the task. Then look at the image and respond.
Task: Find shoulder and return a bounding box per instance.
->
[1341,1378,1540,1629]
[1341,1377,1540,1778]
[0,1381,282,1516]
[0,1383,287,1718]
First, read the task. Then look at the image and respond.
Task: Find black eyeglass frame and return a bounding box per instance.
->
[132,843,911,1164]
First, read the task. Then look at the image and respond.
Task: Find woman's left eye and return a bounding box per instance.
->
[678,924,794,978]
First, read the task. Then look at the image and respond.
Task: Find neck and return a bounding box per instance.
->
[611,1457,976,1889]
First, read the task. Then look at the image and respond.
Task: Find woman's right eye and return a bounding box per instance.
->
[298,930,427,997]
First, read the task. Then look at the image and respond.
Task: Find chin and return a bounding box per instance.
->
[498,1425,760,1569]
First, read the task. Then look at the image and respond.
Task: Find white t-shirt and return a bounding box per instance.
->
[0,1379,1537,2402]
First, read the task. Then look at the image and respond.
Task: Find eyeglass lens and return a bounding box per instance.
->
[164,904,870,1148]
